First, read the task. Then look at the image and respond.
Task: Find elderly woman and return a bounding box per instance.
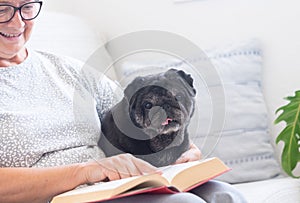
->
[0,0,246,202]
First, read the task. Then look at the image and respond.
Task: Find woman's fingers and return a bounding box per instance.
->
[82,154,160,184]
[174,143,202,164]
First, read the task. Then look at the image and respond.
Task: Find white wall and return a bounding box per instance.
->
[43,0,300,173]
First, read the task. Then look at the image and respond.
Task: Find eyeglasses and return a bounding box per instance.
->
[0,1,43,23]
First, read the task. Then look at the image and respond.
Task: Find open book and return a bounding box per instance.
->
[51,157,229,203]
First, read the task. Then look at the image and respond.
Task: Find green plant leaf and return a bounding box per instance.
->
[274,90,300,178]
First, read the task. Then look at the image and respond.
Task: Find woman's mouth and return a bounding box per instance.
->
[0,32,22,38]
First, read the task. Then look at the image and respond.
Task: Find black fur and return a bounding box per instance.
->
[98,69,196,167]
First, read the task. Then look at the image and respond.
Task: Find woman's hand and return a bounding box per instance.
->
[174,143,202,164]
[0,154,159,203]
[80,153,161,184]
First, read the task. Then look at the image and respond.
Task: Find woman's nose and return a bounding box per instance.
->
[7,11,25,28]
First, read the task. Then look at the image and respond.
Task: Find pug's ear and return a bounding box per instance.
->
[171,69,196,96]
[124,76,144,101]
[177,70,193,87]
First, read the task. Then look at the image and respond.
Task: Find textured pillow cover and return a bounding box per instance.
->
[110,39,281,183]
[199,39,281,183]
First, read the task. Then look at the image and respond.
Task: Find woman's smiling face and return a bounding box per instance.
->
[0,0,36,63]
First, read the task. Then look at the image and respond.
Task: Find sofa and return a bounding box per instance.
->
[29,1,300,202]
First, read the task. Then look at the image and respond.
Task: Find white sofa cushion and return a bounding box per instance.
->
[28,11,117,81]
[234,177,300,203]
[28,11,103,62]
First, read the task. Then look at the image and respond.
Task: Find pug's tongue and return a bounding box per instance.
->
[162,118,172,126]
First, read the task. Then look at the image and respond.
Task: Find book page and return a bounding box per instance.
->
[58,176,142,197]
[162,157,229,192]
[160,161,201,182]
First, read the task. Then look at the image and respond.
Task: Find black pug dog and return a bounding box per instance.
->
[98,68,196,167]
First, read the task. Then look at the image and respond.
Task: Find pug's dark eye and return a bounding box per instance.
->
[175,93,184,102]
[144,102,153,109]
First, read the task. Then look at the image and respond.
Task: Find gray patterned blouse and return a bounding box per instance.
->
[0,50,116,168]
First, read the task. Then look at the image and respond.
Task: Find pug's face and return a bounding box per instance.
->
[124,69,196,151]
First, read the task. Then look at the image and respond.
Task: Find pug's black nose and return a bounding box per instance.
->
[148,106,167,127]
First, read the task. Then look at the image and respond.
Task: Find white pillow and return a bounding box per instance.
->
[28,12,101,61]
[109,38,281,183]
[27,11,117,81]
[200,39,281,183]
